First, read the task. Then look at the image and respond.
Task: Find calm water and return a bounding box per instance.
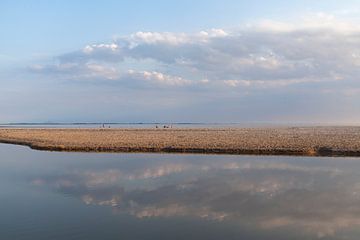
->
[1,144,360,239]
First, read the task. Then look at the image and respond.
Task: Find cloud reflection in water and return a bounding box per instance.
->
[30,156,360,238]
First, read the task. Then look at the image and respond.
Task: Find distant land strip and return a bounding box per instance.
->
[0,127,360,157]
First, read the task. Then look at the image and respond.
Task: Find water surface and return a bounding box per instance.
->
[1,143,360,239]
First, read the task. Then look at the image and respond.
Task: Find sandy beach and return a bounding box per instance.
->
[0,127,360,156]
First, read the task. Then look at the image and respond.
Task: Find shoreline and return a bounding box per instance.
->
[0,127,360,157]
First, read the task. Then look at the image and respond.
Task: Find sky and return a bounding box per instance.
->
[1,0,360,124]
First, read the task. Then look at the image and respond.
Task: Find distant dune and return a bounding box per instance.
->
[0,127,360,156]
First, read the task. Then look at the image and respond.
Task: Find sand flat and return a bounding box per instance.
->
[0,127,360,156]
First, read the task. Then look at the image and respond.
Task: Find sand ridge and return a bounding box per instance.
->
[0,127,360,156]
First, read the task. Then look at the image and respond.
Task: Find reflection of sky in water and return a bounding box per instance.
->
[2,144,360,239]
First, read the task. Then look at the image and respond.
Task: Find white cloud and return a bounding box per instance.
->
[127,70,192,86]
[31,15,360,92]
[86,63,119,80]
[254,12,360,33]
[129,31,190,46]
[199,28,228,38]
[30,62,120,80]
[83,43,118,54]
[224,78,334,88]
[224,80,251,87]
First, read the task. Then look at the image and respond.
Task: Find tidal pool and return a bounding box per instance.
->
[1,143,360,239]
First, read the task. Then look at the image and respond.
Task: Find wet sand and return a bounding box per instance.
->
[0,127,360,156]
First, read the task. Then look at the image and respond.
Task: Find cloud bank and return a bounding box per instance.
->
[31,14,360,91]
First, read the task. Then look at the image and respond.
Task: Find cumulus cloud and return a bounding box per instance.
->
[30,15,360,93]
[126,70,193,86]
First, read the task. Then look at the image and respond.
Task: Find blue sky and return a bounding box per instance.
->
[1,0,360,123]
[1,0,359,56]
